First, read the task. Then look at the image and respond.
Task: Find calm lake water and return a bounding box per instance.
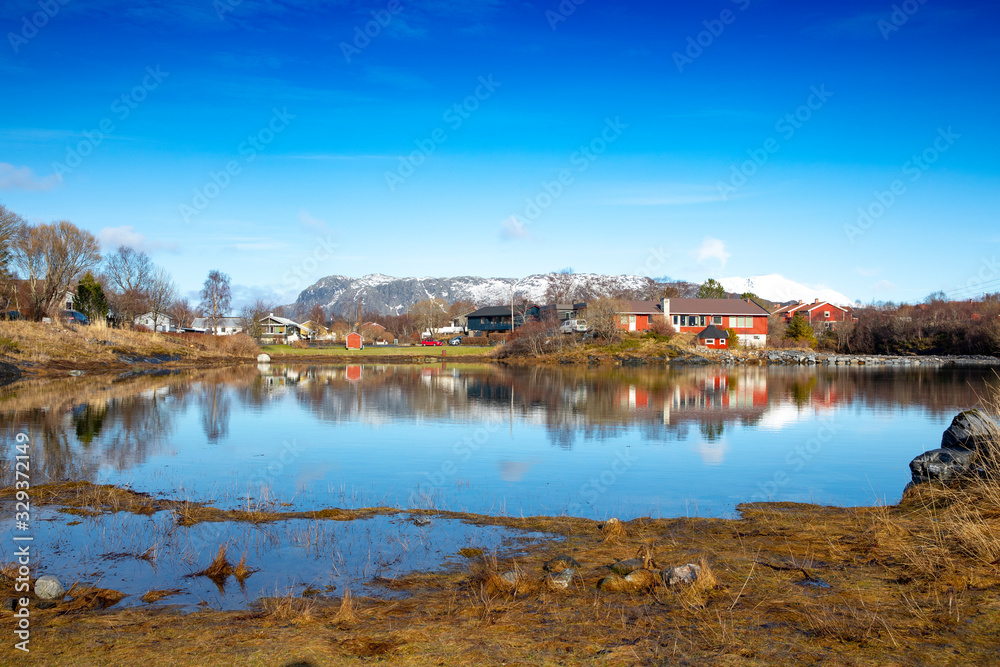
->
[3,363,998,519]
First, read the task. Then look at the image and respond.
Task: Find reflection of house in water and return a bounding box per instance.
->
[466,377,513,403]
[662,371,768,426]
[259,366,302,389]
[617,385,649,409]
[346,365,363,382]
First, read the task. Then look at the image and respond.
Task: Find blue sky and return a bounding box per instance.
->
[1,0,998,306]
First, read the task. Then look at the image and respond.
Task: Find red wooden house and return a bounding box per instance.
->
[662,298,769,347]
[345,332,364,349]
[772,299,852,330]
[696,325,730,349]
[615,300,663,332]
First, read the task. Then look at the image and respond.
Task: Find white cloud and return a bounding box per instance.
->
[98,225,178,252]
[0,163,60,191]
[298,209,328,232]
[872,279,897,292]
[694,237,731,268]
[855,266,882,277]
[499,215,532,241]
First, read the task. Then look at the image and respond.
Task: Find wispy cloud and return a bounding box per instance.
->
[98,225,178,252]
[0,163,60,191]
[298,210,329,232]
[694,237,731,268]
[499,215,532,241]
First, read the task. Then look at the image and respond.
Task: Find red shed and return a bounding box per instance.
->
[345,332,363,350]
[697,325,729,349]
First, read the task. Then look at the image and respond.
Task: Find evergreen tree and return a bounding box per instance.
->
[74,272,109,320]
[696,278,726,299]
[784,313,815,344]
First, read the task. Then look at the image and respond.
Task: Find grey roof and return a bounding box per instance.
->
[466,306,517,318]
[665,298,768,316]
[697,325,729,339]
[191,316,242,328]
[619,300,662,315]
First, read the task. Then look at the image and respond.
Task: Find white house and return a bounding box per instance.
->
[135,312,175,332]
[259,313,304,344]
[191,316,244,335]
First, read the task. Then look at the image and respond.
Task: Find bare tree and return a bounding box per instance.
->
[307,303,326,328]
[238,298,274,342]
[0,204,25,280]
[199,270,232,334]
[171,298,196,329]
[103,245,153,326]
[146,267,176,331]
[584,297,627,343]
[11,220,102,320]
[409,298,449,336]
[0,205,26,309]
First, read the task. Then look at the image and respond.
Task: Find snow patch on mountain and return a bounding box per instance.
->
[720,274,853,306]
[292,273,668,316]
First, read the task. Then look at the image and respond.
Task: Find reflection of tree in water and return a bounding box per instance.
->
[73,404,107,444]
[699,421,725,442]
[200,383,232,443]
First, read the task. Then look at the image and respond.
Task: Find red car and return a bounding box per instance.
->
[420,339,443,346]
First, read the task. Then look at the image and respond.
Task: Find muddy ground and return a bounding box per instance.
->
[2,482,999,666]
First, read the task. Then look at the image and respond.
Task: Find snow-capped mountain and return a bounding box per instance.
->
[292,273,679,316]
[719,274,853,306]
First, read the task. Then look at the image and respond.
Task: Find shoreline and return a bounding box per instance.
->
[2,481,997,665]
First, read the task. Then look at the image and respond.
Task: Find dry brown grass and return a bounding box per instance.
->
[140,588,182,604]
[331,586,358,627]
[600,517,626,544]
[0,319,257,371]
[191,545,257,590]
[259,591,319,623]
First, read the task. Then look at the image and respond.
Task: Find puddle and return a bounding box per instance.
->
[1,507,546,611]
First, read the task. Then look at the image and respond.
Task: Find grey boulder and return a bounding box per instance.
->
[909,447,979,485]
[662,563,701,586]
[941,410,998,451]
[34,575,66,601]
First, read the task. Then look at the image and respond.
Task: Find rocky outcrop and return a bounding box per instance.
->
[0,360,21,387]
[940,410,999,451]
[909,410,999,486]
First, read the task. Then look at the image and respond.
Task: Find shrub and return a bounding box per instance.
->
[220,334,260,358]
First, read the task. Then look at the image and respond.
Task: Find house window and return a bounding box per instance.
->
[704,338,715,345]
[712,316,723,325]
[824,311,830,317]
[672,315,679,325]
